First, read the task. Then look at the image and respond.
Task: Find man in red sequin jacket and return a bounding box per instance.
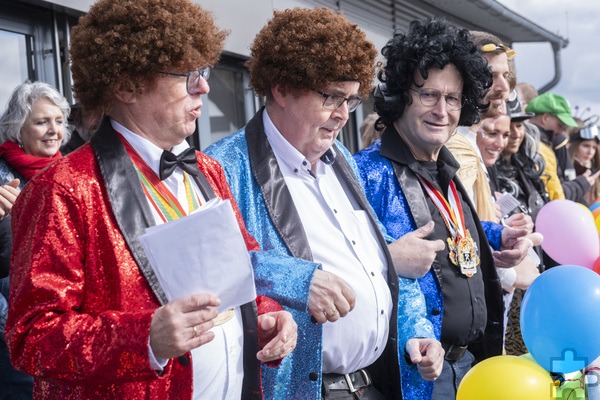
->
[5,1,296,399]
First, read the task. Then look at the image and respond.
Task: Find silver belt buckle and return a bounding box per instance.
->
[344,373,357,393]
[344,369,371,393]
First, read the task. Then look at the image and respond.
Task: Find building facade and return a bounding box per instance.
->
[0,0,567,152]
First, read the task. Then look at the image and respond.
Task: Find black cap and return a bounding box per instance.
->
[570,125,599,143]
[507,90,534,122]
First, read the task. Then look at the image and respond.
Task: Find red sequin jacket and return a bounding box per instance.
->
[5,120,275,400]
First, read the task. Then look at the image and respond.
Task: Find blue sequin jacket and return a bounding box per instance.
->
[206,109,434,400]
[353,129,505,400]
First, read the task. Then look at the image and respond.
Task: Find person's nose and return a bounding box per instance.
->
[331,101,350,121]
[494,75,510,95]
[493,134,505,149]
[191,77,210,95]
[48,121,61,135]
[431,96,448,117]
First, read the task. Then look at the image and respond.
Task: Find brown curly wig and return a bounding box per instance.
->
[247,7,377,99]
[69,0,228,116]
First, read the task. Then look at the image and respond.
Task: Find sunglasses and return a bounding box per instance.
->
[481,43,516,60]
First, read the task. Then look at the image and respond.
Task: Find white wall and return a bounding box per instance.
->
[43,0,93,12]
[199,0,329,57]
[44,0,391,62]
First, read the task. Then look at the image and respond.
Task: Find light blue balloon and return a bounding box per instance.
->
[590,202,600,212]
[521,265,600,374]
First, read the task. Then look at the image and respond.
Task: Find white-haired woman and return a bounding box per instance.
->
[0,81,71,186]
[0,81,70,399]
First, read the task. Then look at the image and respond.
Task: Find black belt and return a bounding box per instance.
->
[322,369,372,393]
[442,342,468,362]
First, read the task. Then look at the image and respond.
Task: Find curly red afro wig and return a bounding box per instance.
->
[247,7,377,99]
[69,0,228,116]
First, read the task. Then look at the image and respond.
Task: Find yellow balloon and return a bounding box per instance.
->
[580,203,594,215]
[596,214,600,233]
[457,356,555,400]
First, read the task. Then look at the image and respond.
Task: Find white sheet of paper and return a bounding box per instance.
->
[139,198,256,312]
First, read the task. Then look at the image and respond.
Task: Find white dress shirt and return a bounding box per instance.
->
[263,110,392,374]
[112,119,245,400]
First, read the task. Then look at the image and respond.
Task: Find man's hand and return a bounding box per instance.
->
[149,293,220,360]
[308,269,355,324]
[494,226,532,268]
[583,168,600,186]
[0,179,20,219]
[257,311,297,362]
[405,338,444,381]
[388,222,445,279]
[504,213,533,235]
[513,254,541,290]
[526,232,543,247]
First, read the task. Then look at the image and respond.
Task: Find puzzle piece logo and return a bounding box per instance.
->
[550,349,588,400]
[551,349,589,374]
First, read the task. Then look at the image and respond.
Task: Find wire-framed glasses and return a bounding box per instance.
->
[315,91,362,112]
[160,67,211,94]
[410,88,464,111]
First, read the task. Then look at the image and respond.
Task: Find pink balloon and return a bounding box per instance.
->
[536,200,600,269]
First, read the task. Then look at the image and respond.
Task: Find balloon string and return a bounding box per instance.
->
[559,371,588,400]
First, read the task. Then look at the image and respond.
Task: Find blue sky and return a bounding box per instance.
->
[498,0,599,124]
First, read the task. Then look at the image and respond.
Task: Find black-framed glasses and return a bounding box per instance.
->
[409,88,464,111]
[160,67,211,94]
[315,91,362,112]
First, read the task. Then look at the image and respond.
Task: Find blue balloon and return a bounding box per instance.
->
[521,265,600,373]
[590,202,600,212]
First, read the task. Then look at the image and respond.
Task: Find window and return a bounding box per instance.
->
[0,30,31,107]
[207,67,247,143]
[195,57,257,150]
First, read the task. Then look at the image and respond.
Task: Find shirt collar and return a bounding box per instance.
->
[262,108,336,177]
[110,119,191,176]
[380,124,460,181]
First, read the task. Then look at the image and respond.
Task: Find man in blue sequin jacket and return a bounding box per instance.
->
[206,7,445,400]
[353,18,532,400]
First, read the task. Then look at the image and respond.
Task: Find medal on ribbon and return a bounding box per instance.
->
[418,176,479,277]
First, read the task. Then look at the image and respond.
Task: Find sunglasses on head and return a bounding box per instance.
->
[481,43,516,60]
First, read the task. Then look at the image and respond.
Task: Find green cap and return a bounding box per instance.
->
[525,92,578,128]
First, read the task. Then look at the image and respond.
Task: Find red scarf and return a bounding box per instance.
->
[0,141,62,181]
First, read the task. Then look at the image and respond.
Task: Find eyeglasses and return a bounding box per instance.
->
[160,67,211,94]
[315,91,362,112]
[410,88,464,111]
[481,43,516,60]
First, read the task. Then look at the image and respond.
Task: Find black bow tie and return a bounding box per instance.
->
[159,147,199,180]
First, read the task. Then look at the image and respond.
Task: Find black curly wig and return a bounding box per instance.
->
[374,18,492,129]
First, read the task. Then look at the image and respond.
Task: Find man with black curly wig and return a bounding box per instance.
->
[5,0,298,399]
[354,18,531,399]
[207,7,443,400]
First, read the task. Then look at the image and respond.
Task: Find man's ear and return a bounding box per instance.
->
[114,79,138,104]
[540,113,552,130]
[271,85,287,108]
